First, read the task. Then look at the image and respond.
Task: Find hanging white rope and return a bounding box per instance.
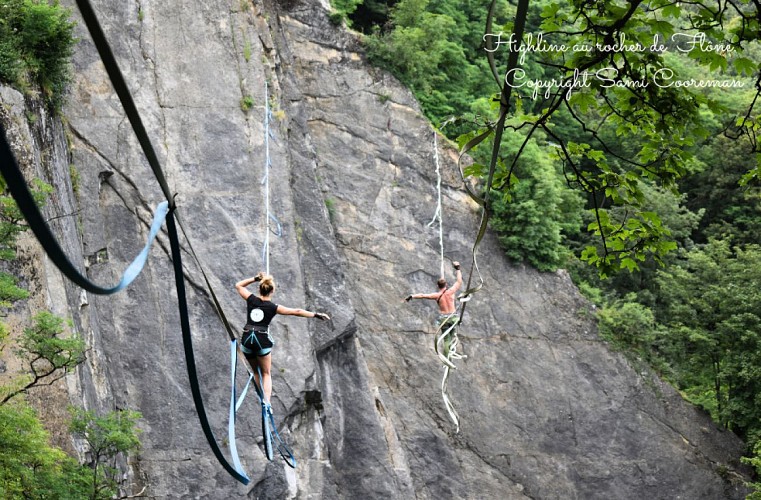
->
[260,83,282,273]
[427,132,445,279]
[264,82,272,273]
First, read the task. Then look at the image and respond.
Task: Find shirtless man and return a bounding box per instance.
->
[405,261,462,330]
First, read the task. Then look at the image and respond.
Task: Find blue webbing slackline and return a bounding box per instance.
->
[247,357,297,468]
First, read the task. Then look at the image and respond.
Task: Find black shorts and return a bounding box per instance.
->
[241,328,274,356]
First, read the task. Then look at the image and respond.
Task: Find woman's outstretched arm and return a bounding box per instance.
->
[276,305,329,320]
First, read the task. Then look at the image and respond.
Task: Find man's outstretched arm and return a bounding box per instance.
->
[405,292,442,302]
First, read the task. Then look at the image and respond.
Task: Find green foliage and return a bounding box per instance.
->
[0,178,53,261]
[69,407,142,500]
[69,163,80,196]
[330,0,363,26]
[507,1,757,274]
[0,190,30,261]
[598,294,656,350]
[655,240,761,438]
[243,39,252,62]
[0,272,29,307]
[362,0,503,123]
[489,134,584,271]
[568,181,703,309]
[681,134,761,247]
[0,0,77,111]
[2,312,85,405]
[350,0,758,275]
[240,95,254,111]
[742,440,761,499]
[0,402,142,500]
[18,311,84,371]
[325,197,336,222]
[0,401,90,499]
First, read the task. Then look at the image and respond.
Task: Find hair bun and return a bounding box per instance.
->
[259,274,276,295]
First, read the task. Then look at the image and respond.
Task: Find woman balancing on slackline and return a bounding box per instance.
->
[235,272,329,403]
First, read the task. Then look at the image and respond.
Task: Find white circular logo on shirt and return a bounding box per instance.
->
[250,308,264,322]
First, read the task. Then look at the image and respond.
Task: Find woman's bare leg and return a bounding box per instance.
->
[257,353,273,403]
[246,353,273,403]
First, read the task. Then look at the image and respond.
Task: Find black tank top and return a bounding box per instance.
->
[245,295,278,329]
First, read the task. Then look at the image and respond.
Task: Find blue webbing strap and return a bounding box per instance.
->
[247,358,296,467]
[236,372,254,413]
[268,408,297,468]
[260,82,282,272]
[0,128,168,294]
[228,340,248,477]
[167,211,249,485]
[248,362,274,461]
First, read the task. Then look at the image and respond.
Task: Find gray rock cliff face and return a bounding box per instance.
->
[0,0,751,498]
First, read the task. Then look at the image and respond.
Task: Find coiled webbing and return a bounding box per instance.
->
[433,315,465,431]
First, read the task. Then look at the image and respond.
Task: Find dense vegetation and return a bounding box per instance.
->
[0,0,77,111]
[332,0,761,491]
